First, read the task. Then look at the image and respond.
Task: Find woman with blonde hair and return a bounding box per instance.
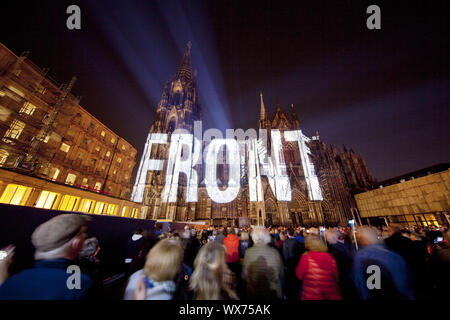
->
[189,241,238,300]
[124,238,183,300]
[295,235,342,300]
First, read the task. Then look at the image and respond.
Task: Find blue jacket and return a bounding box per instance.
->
[0,258,92,300]
[352,244,414,300]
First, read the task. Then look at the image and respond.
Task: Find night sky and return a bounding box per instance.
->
[1,0,449,182]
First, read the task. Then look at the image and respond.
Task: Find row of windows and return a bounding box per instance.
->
[0,184,139,218]
[0,86,131,155]
[74,114,120,146]
[59,142,128,165]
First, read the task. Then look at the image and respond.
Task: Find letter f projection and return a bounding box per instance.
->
[131,133,167,203]
[284,130,323,201]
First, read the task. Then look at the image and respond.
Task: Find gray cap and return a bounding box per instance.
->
[31,214,91,252]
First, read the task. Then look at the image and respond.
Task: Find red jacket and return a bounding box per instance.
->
[296,251,342,300]
[223,234,240,263]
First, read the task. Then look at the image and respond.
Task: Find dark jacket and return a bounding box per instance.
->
[283,237,305,267]
[0,258,92,300]
[352,244,414,300]
[239,240,251,259]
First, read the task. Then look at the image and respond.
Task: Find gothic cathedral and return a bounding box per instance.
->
[132,43,374,227]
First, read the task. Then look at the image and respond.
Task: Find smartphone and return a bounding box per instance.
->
[348,219,355,230]
[434,237,443,243]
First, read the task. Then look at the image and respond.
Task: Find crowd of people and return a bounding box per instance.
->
[0,213,449,300]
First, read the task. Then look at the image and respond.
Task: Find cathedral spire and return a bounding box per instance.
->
[290,103,299,121]
[260,92,266,120]
[175,41,193,82]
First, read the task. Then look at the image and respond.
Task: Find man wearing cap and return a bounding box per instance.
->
[0,214,93,300]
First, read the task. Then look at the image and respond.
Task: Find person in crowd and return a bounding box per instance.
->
[189,241,238,300]
[242,226,284,299]
[239,231,252,261]
[223,227,240,266]
[199,230,209,246]
[384,223,428,298]
[0,214,93,300]
[125,228,144,266]
[296,235,342,300]
[78,237,103,299]
[430,229,450,298]
[180,227,200,269]
[295,229,305,244]
[325,228,357,299]
[127,230,158,276]
[208,230,217,242]
[154,223,163,238]
[283,228,305,299]
[223,227,241,296]
[215,227,226,244]
[352,226,414,300]
[277,231,286,249]
[124,238,183,300]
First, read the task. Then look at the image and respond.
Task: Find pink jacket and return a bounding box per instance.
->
[296,251,342,300]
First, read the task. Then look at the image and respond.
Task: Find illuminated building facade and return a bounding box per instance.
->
[0,42,137,200]
[355,164,450,228]
[133,43,375,226]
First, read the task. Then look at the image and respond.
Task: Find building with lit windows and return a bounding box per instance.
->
[0,42,141,217]
[0,42,137,199]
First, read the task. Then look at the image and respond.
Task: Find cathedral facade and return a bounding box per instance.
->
[132,43,374,227]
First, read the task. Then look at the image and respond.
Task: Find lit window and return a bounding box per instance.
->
[113,169,117,175]
[95,146,100,152]
[35,191,60,209]
[82,178,88,186]
[0,149,9,166]
[19,102,36,115]
[3,120,26,141]
[106,151,111,157]
[132,208,139,218]
[117,157,122,163]
[101,130,105,137]
[49,167,60,181]
[0,105,11,121]
[79,199,96,213]
[42,135,50,143]
[121,145,126,151]
[59,195,80,211]
[105,203,118,215]
[60,143,70,153]
[121,206,130,217]
[7,86,25,98]
[94,182,102,190]
[0,184,33,205]
[111,137,116,144]
[125,175,129,181]
[36,86,46,95]
[93,202,106,214]
[101,165,106,170]
[65,173,77,185]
